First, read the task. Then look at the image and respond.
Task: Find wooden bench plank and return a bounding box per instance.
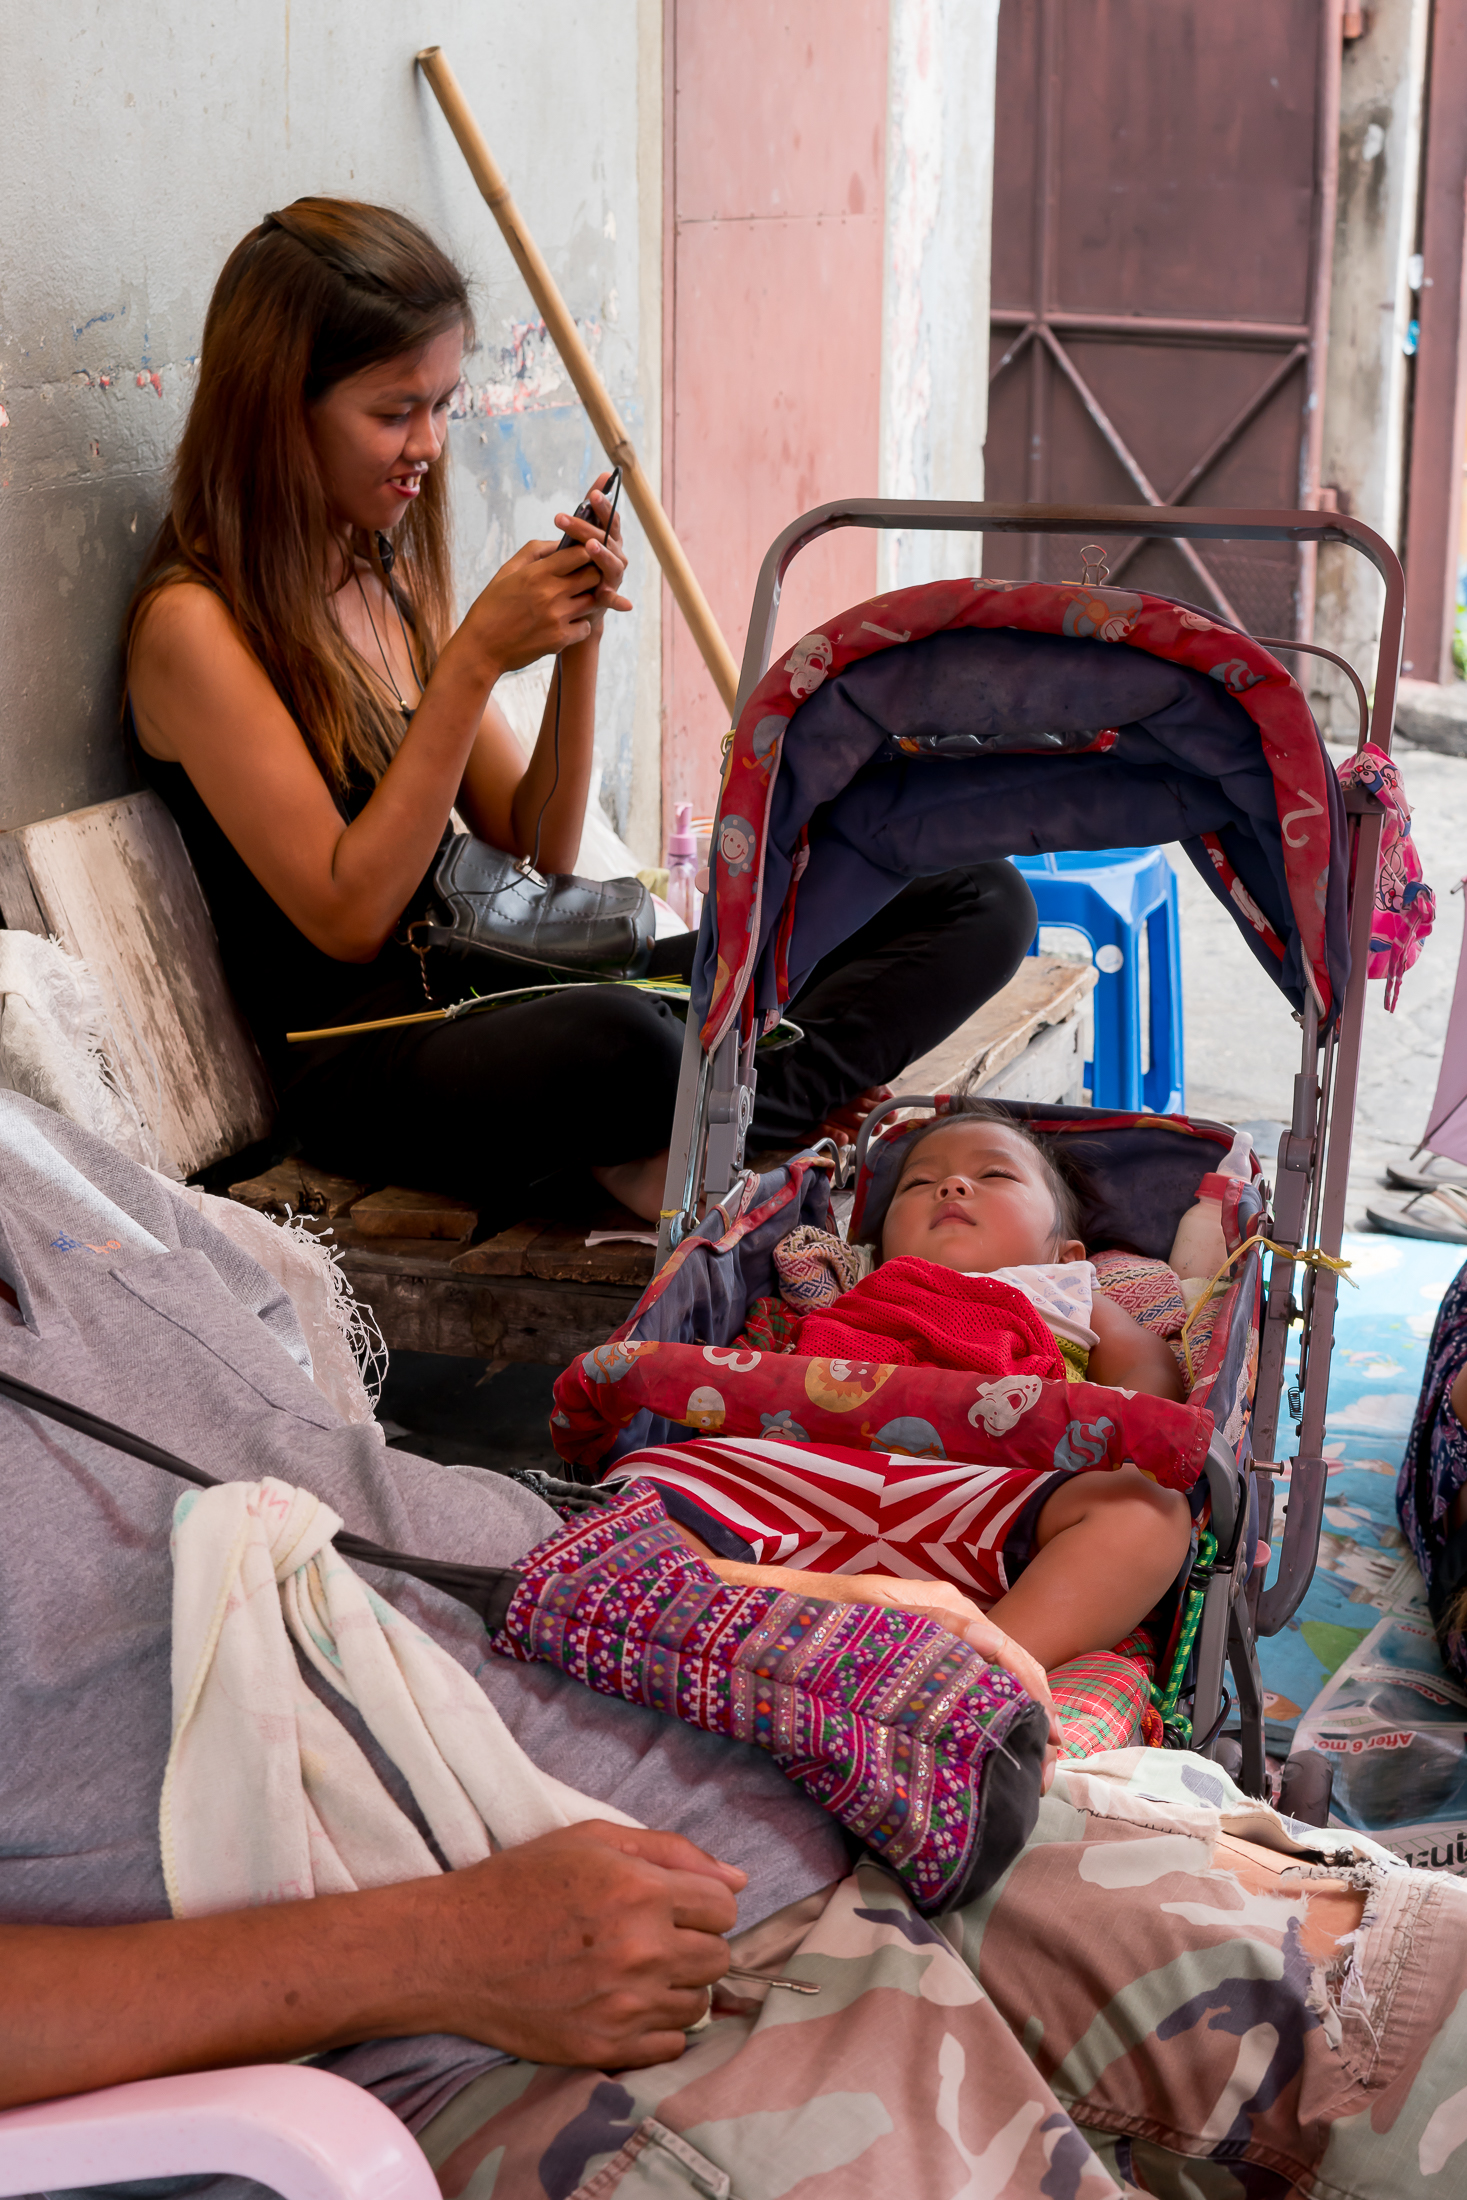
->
[450,1221,544,1276]
[350,1185,478,1241]
[902,953,1097,1098]
[451,1221,655,1287]
[523,1222,656,1287]
[0,792,274,1174]
[334,1237,640,1362]
[0,840,48,936]
[229,1160,369,1220]
[972,1011,1085,1105]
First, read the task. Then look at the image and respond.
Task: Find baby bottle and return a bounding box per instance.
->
[1168,1128,1254,1294]
[665,802,701,930]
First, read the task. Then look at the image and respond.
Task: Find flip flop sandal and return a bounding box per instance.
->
[1386,1164,1467,1195]
[1366,1187,1467,1244]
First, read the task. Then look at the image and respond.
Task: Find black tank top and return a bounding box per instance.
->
[132,704,449,1092]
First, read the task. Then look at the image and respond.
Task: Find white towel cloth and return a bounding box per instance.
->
[0,931,158,1169]
[161,1477,634,1918]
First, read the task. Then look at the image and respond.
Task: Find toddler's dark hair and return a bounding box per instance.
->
[888,1099,1085,1247]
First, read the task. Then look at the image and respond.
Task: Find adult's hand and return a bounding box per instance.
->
[420,1821,743,2069]
[457,535,613,677]
[816,1085,893,1146]
[704,1556,1064,1782]
[553,476,631,641]
[0,1823,745,2109]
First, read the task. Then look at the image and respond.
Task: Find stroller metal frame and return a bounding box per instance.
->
[657,500,1406,1792]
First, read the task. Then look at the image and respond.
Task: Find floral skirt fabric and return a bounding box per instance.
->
[1397,1259,1467,1676]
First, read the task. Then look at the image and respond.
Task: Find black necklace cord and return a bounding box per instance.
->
[351,559,422,723]
[0,1365,524,1632]
[373,530,426,707]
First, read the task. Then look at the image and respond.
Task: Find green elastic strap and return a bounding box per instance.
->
[1153,1526,1218,1747]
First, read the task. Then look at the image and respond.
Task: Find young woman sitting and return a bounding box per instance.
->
[125,198,1042,1231]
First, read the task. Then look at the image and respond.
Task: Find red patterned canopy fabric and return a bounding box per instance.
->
[702,578,1337,1052]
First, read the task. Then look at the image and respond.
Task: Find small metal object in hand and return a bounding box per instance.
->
[725,1967,820,1995]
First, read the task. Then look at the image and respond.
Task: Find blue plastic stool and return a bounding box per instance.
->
[1011,848,1185,1113]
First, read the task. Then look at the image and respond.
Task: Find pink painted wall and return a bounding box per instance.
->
[664,1,890,826]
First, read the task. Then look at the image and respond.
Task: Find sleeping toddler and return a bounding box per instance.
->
[608,1103,1194,1725]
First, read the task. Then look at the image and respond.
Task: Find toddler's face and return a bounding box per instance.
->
[879,1121,1083,1274]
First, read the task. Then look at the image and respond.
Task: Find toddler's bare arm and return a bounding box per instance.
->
[1087,1287,1185,1399]
[988,1464,1193,1670]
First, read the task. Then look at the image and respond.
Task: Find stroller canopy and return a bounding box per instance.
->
[695,578,1349,1050]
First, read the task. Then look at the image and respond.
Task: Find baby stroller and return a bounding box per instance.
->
[552,499,1405,1804]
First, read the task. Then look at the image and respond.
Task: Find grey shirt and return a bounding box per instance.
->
[0,1093,847,2130]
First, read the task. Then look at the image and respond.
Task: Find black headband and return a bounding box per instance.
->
[257,211,393,297]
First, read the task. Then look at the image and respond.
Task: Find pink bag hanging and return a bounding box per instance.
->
[1336,743,1435,1010]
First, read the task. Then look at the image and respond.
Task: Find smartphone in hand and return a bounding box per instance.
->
[557,466,623,580]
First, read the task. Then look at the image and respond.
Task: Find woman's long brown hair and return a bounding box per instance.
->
[124,198,474,794]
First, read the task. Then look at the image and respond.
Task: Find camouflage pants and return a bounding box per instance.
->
[417,1753,1467,2199]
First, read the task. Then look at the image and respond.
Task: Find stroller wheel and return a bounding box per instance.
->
[1278,1748,1335,1829]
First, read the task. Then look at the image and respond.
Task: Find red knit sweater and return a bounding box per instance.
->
[794,1256,1065,1381]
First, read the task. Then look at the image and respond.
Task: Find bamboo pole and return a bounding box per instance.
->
[416,45,740,717]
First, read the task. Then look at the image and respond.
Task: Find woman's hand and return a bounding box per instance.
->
[553,475,631,642]
[454,474,630,680]
[455,533,612,680]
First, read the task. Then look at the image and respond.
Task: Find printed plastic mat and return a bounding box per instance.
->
[1257,1230,1467,1869]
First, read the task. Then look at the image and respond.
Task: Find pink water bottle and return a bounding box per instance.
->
[665,801,701,929]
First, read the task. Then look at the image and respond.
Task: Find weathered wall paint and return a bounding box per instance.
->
[880,0,999,592]
[0,1,664,861]
[660,0,999,824]
[1311,0,1430,739]
[664,0,891,825]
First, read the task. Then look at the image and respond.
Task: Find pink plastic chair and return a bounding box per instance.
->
[0,2064,441,2200]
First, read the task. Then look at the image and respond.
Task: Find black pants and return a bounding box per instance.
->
[283,861,1035,1227]
[743,860,1036,1146]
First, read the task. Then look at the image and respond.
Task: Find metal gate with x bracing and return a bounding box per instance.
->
[984,0,1343,639]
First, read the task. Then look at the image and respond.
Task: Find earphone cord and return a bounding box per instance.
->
[527,660,563,880]
[370,531,559,885]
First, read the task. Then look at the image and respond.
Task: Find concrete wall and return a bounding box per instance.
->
[0,0,664,861]
[879,0,1000,591]
[1311,0,1430,738]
